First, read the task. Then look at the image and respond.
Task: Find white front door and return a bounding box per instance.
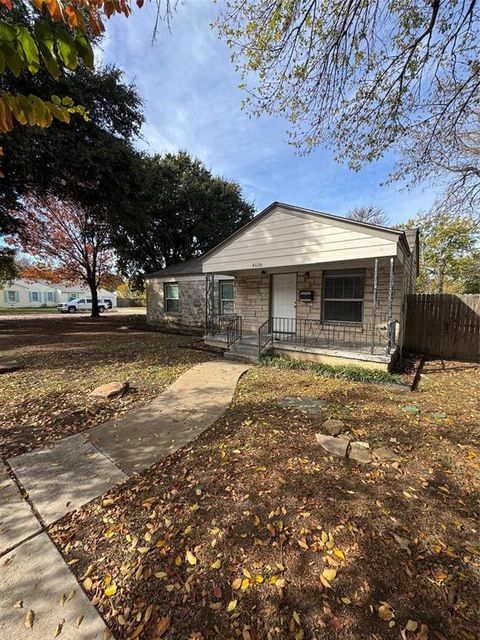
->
[271,273,297,334]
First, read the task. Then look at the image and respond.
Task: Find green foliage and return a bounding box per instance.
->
[0,246,17,285]
[110,151,254,284]
[400,212,480,293]
[259,354,403,385]
[0,59,144,233]
[0,5,94,135]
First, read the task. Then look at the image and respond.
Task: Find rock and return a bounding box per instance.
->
[348,442,372,464]
[315,434,349,458]
[90,381,128,399]
[322,419,345,436]
[279,396,325,415]
[373,446,402,463]
[0,361,24,374]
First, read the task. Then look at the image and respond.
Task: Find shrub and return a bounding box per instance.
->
[259,354,404,385]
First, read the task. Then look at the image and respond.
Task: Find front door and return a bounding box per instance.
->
[271,273,297,334]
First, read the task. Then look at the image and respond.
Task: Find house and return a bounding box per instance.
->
[146,257,233,329]
[0,279,118,309]
[146,202,419,370]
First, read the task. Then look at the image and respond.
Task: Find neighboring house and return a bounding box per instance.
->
[0,279,118,308]
[146,202,419,370]
[146,257,233,329]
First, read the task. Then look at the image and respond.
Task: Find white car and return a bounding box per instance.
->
[57,297,113,313]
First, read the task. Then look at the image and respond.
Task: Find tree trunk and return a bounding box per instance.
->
[89,280,100,318]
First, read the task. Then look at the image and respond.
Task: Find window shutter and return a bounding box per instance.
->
[3,291,7,303]
[15,291,20,303]
[28,292,32,303]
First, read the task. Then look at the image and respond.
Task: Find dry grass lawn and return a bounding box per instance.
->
[49,357,480,640]
[0,315,212,459]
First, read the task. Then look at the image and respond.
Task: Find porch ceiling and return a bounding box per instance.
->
[205,255,402,276]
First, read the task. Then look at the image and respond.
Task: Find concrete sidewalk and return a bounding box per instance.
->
[0,360,249,639]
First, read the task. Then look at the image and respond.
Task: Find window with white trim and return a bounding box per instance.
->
[7,290,16,303]
[31,291,40,302]
[323,271,365,323]
[46,292,54,302]
[219,280,234,314]
[164,283,179,313]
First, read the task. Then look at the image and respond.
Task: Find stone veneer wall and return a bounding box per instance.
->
[234,261,405,334]
[146,276,209,328]
[234,273,270,333]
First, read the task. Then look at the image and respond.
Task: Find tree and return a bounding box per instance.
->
[11,194,115,317]
[0,0,141,143]
[0,54,143,235]
[110,151,255,285]
[216,1,480,211]
[400,211,480,294]
[347,206,388,227]
[0,246,16,284]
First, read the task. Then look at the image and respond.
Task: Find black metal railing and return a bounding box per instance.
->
[258,318,273,355]
[264,317,398,355]
[210,314,242,348]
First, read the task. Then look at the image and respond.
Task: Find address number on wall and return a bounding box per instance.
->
[252,262,263,268]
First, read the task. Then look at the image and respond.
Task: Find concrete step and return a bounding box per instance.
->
[224,351,259,364]
[230,343,259,355]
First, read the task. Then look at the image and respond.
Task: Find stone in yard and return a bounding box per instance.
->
[315,433,349,458]
[279,396,325,415]
[348,442,372,464]
[373,446,402,463]
[90,381,128,399]
[322,419,345,436]
[0,361,24,374]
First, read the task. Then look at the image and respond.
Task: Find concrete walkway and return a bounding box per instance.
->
[0,360,249,639]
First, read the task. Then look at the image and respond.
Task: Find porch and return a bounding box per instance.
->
[205,314,397,368]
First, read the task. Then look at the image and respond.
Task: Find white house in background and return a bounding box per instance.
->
[0,279,118,309]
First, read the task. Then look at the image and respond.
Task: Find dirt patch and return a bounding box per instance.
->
[49,359,480,640]
[0,315,213,459]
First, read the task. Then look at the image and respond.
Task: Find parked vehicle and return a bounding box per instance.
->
[57,297,112,313]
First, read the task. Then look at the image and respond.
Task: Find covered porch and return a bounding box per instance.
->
[204,255,403,369]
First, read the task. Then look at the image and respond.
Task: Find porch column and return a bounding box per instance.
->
[370,258,378,354]
[205,272,215,336]
[387,257,395,353]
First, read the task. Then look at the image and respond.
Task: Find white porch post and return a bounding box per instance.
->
[387,257,395,353]
[371,258,378,354]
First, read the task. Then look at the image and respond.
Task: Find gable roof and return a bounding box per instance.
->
[145,257,203,279]
[201,201,412,263]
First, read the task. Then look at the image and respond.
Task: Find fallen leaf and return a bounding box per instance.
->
[322,568,337,582]
[227,599,237,612]
[24,609,34,629]
[186,550,197,566]
[104,583,117,597]
[378,602,395,621]
[75,615,84,628]
[211,559,221,569]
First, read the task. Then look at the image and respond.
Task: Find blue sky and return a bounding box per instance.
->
[99,1,438,225]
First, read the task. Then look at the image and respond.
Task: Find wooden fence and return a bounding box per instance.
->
[404,294,480,362]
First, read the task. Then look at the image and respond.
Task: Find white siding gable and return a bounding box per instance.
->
[203,205,401,273]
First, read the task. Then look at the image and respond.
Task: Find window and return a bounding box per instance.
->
[164,283,179,313]
[68,293,79,301]
[30,291,40,302]
[323,271,365,323]
[86,299,92,304]
[46,292,54,302]
[219,280,234,314]
[78,299,85,304]
[7,290,16,303]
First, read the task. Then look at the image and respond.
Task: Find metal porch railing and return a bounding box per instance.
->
[209,314,242,348]
[259,317,398,356]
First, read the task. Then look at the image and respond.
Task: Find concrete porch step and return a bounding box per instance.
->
[224,351,259,364]
[230,342,259,355]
